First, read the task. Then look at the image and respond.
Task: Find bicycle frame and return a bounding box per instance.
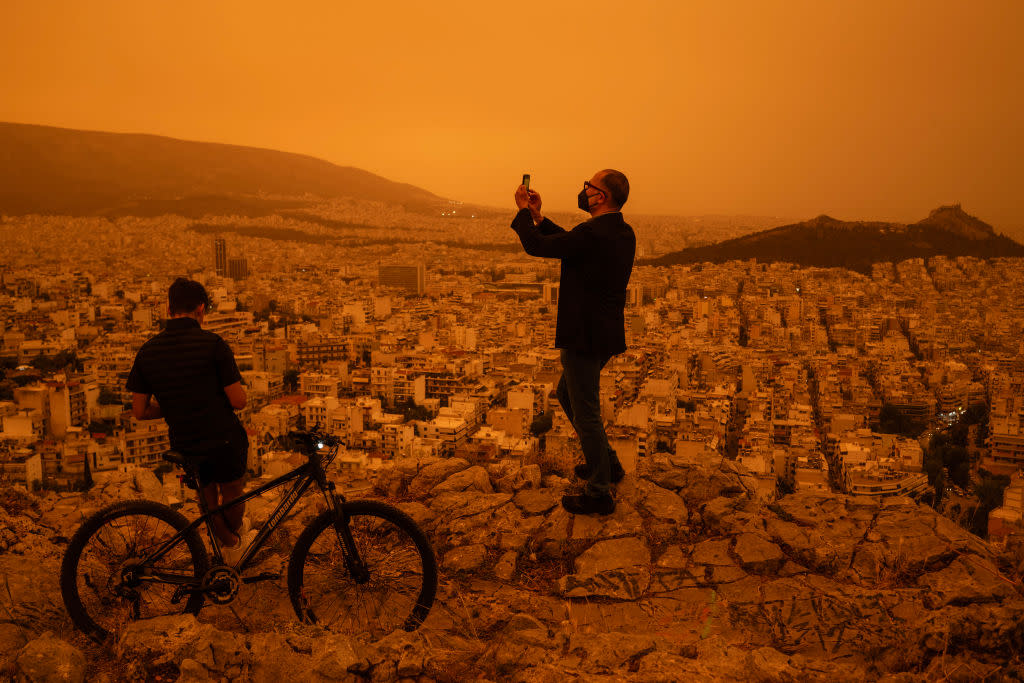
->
[135,445,345,588]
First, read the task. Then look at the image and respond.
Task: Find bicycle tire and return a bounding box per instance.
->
[60,500,209,642]
[288,500,437,637]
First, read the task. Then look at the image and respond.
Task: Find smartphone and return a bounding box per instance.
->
[522,174,530,191]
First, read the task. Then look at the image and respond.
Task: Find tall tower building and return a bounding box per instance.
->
[214,238,227,276]
[228,257,249,280]
[378,263,425,295]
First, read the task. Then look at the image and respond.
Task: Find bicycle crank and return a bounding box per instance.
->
[201,566,241,604]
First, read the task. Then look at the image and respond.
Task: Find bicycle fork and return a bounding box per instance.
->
[325,482,370,584]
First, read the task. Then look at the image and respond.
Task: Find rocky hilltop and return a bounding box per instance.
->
[645,204,1024,274]
[2,450,1022,682]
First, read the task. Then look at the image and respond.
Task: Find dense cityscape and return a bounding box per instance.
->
[3,208,1023,543]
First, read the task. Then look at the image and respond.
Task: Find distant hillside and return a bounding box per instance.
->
[644,205,1024,273]
[0,122,442,216]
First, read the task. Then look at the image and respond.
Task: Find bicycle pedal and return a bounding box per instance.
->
[241,572,281,584]
[170,586,191,605]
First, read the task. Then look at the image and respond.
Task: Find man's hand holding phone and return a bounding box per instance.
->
[515,174,543,224]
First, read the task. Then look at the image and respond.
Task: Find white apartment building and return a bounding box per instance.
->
[299,372,341,399]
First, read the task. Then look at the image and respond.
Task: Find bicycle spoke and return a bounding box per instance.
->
[293,505,433,638]
[67,506,204,640]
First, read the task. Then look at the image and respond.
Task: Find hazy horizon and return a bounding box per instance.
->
[1,1,1021,234]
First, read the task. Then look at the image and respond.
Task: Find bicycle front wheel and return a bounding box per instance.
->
[288,500,437,637]
[60,500,209,642]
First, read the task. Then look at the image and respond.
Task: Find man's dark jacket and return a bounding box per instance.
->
[511,208,635,356]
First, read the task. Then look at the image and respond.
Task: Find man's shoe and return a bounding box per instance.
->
[561,493,616,516]
[573,463,625,484]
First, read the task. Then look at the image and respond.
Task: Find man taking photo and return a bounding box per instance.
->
[512,170,636,515]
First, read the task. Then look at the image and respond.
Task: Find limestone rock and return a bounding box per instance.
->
[494,550,518,581]
[116,614,250,677]
[635,651,720,682]
[312,633,370,681]
[635,479,688,524]
[89,468,168,505]
[498,532,530,552]
[560,536,651,600]
[496,464,542,493]
[571,501,645,541]
[175,659,217,683]
[0,623,28,673]
[0,555,64,626]
[532,506,572,559]
[15,632,86,683]
[918,555,1015,608]
[650,545,702,592]
[368,631,430,679]
[733,532,786,574]
[513,488,561,516]
[691,538,733,566]
[433,465,494,495]
[639,451,745,506]
[395,501,433,529]
[700,496,742,534]
[408,457,471,497]
[541,474,570,489]
[444,543,487,572]
[430,491,513,519]
[566,631,659,672]
[915,601,1024,654]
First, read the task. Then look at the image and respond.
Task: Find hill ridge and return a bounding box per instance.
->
[0,121,442,216]
[645,205,1024,272]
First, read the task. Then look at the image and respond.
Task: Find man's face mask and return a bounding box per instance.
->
[579,181,604,212]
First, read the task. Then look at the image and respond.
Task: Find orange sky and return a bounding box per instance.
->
[2,1,1022,231]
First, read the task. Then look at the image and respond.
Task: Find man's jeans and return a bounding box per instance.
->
[556,348,614,496]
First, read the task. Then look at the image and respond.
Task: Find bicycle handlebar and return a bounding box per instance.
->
[286,430,340,452]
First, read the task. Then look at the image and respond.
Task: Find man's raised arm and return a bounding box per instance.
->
[512,208,594,259]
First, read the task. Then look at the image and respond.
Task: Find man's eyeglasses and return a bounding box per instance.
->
[582,181,607,197]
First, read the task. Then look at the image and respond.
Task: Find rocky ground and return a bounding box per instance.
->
[2,448,1023,682]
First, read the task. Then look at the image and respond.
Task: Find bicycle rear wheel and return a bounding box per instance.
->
[288,500,437,637]
[60,500,209,642]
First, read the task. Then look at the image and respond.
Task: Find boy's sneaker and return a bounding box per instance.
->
[221,518,256,565]
[561,493,616,516]
[573,462,625,484]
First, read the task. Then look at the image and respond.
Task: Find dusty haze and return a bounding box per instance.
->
[1,1,1021,234]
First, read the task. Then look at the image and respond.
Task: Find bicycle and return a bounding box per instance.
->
[59,429,437,643]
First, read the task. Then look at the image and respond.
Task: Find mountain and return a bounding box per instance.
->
[645,205,1024,273]
[0,122,442,216]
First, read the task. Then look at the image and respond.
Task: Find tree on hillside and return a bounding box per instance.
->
[922,449,945,506]
[877,404,919,437]
[31,350,80,374]
[98,387,123,405]
[81,453,94,491]
[529,411,553,437]
[397,399,431,422]
[972,474,1011,537]
[12,374,39,387]
[283,369,300,393]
